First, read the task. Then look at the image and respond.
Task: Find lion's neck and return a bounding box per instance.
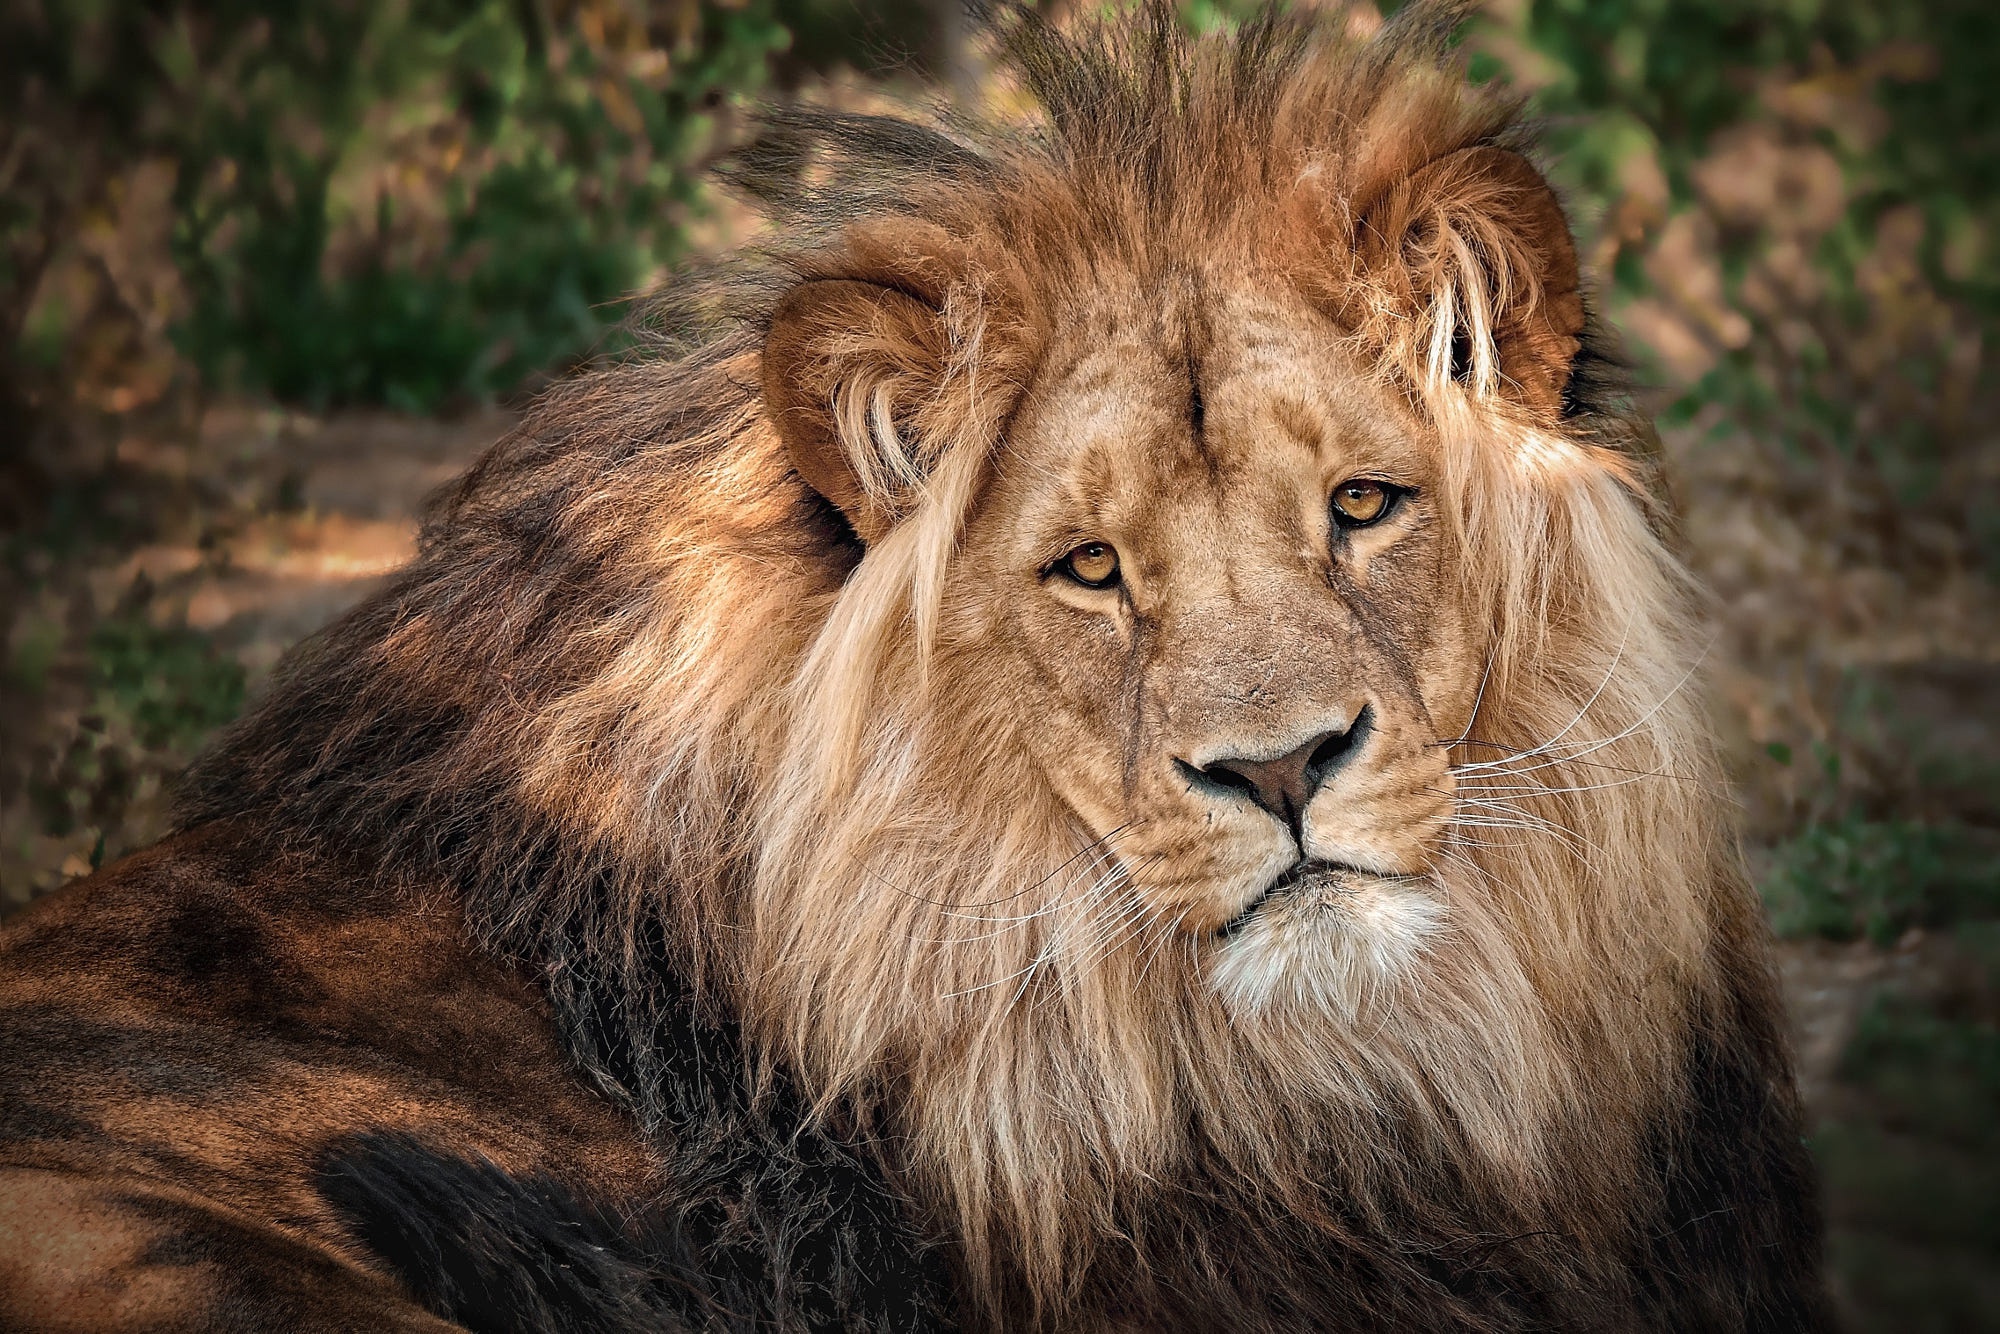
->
[738,785,1674,1324]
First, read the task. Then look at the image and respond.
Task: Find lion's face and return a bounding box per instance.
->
[943,281,1477,1005]
[721,12,1738,1310]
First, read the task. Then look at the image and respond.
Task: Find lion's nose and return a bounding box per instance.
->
[1185,711,1370,842]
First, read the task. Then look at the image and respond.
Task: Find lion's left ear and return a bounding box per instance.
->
[1355,146,1585,415]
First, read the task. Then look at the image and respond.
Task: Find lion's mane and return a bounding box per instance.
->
[182,4,1822,1329]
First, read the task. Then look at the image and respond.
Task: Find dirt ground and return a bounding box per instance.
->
[3,391,1997,1329]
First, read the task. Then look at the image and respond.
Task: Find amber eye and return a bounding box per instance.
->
[1331,479,1394,527]
[1058,542,1122,589]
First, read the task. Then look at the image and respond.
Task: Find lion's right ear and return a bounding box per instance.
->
[762,278,952,545]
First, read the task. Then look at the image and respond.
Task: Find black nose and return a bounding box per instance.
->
[1185,710,1370,841]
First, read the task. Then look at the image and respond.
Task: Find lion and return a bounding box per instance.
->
[0,4,1827,1331]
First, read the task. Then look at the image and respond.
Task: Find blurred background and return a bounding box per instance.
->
[0,0,1993,1326]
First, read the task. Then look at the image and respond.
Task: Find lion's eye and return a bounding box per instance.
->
[1331,479,1396,527]
[1058,542,1121,589]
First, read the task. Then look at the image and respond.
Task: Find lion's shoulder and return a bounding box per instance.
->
[0,822,655,1246]
[1,826,553,1080]
[0,828,691,1328]
[0,826,955,1332]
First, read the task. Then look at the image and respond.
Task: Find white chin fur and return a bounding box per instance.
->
[1210,875,1446,1022]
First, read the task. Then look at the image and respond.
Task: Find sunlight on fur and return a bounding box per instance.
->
[173,2,1808,1324]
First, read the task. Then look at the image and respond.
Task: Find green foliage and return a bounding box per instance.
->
[6,612,63,699]
[16,594,243,849]
[2,0,789,414]
[87,611,245,753]
[1512,0,1997,301]
[1840,988,2000,1148]
[1761,814,2000,944]
[1,0,170,413]
[1848,1,2000,316]
[165,1,786,411]
[1503,0,1996,518]
[1512,0,1800,200]
[1815,983,2000,1331]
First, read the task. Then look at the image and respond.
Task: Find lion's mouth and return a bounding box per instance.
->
[1216,860,1364,939]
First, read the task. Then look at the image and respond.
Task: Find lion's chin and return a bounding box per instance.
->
[1209,869,1446,1022]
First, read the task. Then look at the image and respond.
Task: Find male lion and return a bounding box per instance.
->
[0,4,1827,1331]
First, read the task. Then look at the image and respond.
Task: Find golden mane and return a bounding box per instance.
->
[183,3,1794,1325]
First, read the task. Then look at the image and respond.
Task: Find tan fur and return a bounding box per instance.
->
[439,6,1750,1318]
[0,7,1822,1329]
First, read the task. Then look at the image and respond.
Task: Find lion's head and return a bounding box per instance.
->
[187,2,1770,1321]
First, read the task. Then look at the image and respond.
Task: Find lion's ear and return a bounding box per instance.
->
[762,277,952,544]
[1357,146,1585,415]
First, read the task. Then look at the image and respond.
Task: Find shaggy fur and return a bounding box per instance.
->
[1,4,1826,1331]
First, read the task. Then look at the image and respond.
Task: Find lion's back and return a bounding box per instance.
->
[0,824,675,1332]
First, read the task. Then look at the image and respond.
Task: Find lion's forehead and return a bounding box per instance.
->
[1001,284,1433,556]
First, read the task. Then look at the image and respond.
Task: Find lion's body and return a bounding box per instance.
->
[0,828,1815,1334]
[0,826,952,1332]
[0,826,647,1333]
[0,792,1823,1334]
[1,5,1828,1331]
